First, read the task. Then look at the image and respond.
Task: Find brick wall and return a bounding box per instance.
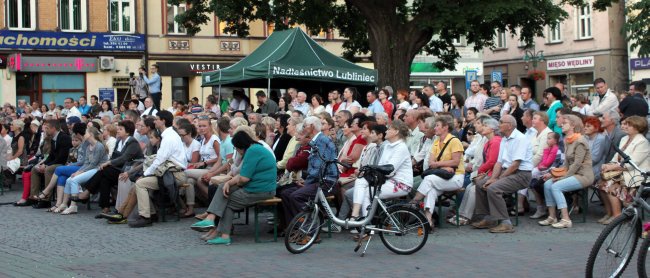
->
[89,0,108,32]
[0,1,4,29]
[38,0,57,30]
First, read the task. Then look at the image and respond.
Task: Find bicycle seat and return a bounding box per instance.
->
[366,165,394,176]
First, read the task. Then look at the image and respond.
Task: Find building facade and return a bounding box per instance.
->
[483,1,629,101]
[146,0,349,110]
[0,0,146,106]
[410,37,483,97]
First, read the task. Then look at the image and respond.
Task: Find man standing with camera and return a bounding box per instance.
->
[140,64,161,109]
[130,67,149,104]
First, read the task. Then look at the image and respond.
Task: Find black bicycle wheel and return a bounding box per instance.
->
[378,206,429,255]
[637,233,650,278]
[586,213,640,278]
[284,209,322,254]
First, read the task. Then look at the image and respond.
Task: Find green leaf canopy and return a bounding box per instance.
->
[201,28,378,88]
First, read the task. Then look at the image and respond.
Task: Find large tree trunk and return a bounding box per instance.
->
[350,0,434,92]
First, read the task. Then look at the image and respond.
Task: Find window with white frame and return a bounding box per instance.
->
[110,0,135,33]
[452,36,464,46]
[548,23,562,43]
[577,3,592,39]
[167,4,187,34]
[60,0,87,32]
[495,31,507,49]
[7,0,36,30]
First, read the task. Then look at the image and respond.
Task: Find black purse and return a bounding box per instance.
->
[421,137,458,180]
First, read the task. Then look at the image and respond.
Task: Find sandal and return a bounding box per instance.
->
[46,205,58,212]
[53,205,68,213]
[35,191,49,201]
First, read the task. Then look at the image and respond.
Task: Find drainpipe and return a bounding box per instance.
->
[143,0,149,67]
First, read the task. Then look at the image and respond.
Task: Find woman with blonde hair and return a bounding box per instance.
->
[538,114,593,228]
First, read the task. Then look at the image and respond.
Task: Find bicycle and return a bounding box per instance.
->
[284,146,429,256]
[585,145,650,278]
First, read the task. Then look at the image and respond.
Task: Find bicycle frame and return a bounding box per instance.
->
[313,186,403,234]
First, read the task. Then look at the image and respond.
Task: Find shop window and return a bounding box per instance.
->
[495,31,507,49]
[7,0,36,30]
[60,0,86,32]
[110,0,135,33]
[577,3,592,39]
[167,3,187,35]
[42,74,85,105]
[172,77,189,104]
[547,23,562,43]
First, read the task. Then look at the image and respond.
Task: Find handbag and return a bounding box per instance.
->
[421,137,458,180]
[550,168,568,178]
[602,170,624,182]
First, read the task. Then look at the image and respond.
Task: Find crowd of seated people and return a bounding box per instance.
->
[4,77,650,245]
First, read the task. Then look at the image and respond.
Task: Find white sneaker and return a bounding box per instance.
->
[529,209,547,219]
[320,223,341,233]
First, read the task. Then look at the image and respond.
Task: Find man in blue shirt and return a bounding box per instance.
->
[521,87,540,111]
[141,64,161,110]
[77,96,91,116]
[281,116,338,228]
[366,90,385,114]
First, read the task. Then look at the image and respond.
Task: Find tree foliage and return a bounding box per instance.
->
[169,0,645,87]
[624,0,650,57]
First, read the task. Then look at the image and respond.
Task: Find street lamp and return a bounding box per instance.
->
[523,45,545,68]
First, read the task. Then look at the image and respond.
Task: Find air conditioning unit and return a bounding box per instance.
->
[99,56,115,71]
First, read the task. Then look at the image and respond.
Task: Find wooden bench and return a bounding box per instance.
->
[237,195,336,243]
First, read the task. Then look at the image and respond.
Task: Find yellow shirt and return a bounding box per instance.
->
[430,134,465,175]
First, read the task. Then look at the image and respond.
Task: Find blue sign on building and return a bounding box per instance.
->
[99,88,115,102]
[465,70,477,90]
[0,31,145,52]
[491,71,503,84]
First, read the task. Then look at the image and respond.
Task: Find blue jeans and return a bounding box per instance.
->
[64,169,99,195]
[55,165,81,186]
[543,177,583,209]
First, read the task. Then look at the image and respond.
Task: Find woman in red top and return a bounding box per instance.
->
[338,115,368,177]
[379,89,394,118]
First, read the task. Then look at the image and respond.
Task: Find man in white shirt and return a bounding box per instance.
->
[131,110,187,228]
[404,110,424,157]
[472,115,533,233]
[423,84,443,112]
[293,91,310,115]
[590,78,619,116]
[325,90,342,116]
[64,98,81,120]
[141,97,158,118]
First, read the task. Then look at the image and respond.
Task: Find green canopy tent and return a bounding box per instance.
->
[201,28,378,102]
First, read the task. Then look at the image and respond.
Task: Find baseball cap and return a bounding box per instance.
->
[67,116,81,125]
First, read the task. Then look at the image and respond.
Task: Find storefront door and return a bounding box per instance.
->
[16,73,39,104]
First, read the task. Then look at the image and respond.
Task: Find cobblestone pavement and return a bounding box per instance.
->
[0,186,643,277]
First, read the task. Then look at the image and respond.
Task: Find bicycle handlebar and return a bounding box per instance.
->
[612,144,650,176]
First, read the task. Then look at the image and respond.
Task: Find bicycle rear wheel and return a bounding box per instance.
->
[637,233,650,278]
[378,206,428,255]
[586,213,640,278]
[284,209,322,254]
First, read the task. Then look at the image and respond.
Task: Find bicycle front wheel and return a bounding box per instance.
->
[284,209,322,254]
[586,213,640,278]
[637,232,650,278]
[378,206,429,255]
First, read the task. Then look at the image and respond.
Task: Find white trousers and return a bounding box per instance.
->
[353,178,411,217]
[417,174,464,211]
